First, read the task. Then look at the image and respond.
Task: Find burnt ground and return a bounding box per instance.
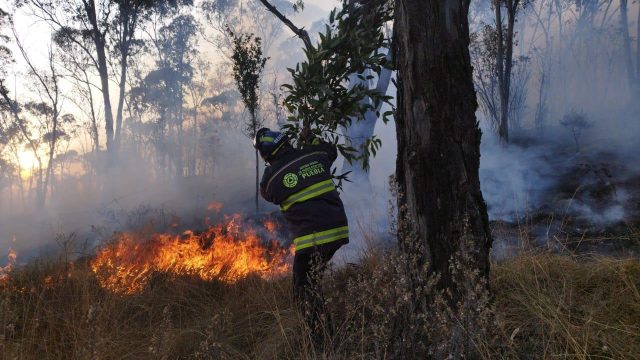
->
[489,133,640,260]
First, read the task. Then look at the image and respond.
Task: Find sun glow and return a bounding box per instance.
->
[17,151,38,179]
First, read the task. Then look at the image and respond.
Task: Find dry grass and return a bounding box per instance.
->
[0,247,638,359]
[493,253,640,359]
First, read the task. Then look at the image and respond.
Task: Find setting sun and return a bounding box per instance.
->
[17,150,38,179]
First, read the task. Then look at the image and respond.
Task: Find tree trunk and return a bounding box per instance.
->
[494,1,509,143]
[83,68,100,151]
[42,113,58,202]
[114,49,128,147]
[636,1,640,83]
[394,0,492,298]
[341,51,393,184]
[85,0,115,153]
[620,0,635,89]
[502,1,518,141]
[115,8,135,147]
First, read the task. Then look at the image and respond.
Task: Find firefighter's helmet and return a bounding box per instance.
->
[253,128,289,162]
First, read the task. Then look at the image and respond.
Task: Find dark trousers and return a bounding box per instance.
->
[293,244,340,350]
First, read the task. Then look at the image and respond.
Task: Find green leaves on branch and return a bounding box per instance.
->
[227,26,268,138]
[280,0,393,169]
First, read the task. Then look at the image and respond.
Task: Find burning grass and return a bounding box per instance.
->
[1,216,639,358]
[90,214,291,294]
[1,245,638,359]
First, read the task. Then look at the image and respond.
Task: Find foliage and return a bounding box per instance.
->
[227,28,268,138]
[0,7,12,97]
[132,15,198,130]
[280,0,393,169]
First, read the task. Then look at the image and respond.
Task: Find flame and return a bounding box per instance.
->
[90,214,291,294]
[264,219,277,234]
[0,247,17,286]
[207,201,223,213]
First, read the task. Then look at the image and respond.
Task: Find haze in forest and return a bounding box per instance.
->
[1,0,639,263]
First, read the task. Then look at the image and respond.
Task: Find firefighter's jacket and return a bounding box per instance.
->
[260,142,349,254]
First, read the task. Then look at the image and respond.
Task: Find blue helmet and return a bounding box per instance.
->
[253,128,289,162]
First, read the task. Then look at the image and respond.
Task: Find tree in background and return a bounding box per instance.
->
[20,0,117,151]
[12,22,65,205]
[137,14,198,178]
[619,0,640,93]
[471,24,531,134]
[20,0,190,154]
[228,29,267,213]
[0,8,20,209]
[494,0,527,143]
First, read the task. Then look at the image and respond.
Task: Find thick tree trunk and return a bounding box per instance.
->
[394,0,492,297]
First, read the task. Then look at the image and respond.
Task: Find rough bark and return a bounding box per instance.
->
[394,0,492,296]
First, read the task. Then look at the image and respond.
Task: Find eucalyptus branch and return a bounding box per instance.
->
[256,0,311,50]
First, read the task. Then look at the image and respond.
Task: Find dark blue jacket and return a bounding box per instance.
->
[260,142,348,254]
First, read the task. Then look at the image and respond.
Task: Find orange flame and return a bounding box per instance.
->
[207,201,223,213]
[0,247,17,285]
[90,214,291,294]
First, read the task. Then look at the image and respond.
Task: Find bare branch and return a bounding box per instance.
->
[256,0,311,50]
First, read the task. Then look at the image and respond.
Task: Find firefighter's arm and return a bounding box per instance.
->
[259,169,274,203]
[311,139,338,163]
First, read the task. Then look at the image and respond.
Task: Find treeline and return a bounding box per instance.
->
[471,0,639,143]
[0,0,291,210]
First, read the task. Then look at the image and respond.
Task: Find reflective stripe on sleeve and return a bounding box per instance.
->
[280,179,335,211]
[294,225,349,252]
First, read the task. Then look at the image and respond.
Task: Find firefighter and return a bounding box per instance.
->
[253,127,348,350]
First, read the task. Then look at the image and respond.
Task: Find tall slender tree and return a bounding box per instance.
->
[228,29,267,213]
[494,0,526,143]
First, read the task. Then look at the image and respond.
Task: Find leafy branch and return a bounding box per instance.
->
[279,0,393,170]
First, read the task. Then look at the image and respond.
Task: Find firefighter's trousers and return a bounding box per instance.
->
[292,243,341,351]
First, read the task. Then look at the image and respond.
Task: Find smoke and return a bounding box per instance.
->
[2,0,640,268]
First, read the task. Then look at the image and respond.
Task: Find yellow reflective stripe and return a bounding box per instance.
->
[294,226,349,251]
[260,136,274,142]
[280,179,335,211]
[271,141,285,156]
